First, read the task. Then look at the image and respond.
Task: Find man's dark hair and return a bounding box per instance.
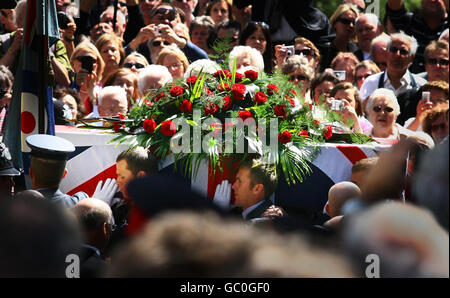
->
[240,159,278,200]
[116,147,158,176]
[30,157,66,188]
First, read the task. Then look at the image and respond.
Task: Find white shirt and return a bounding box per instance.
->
[359,70,427,103]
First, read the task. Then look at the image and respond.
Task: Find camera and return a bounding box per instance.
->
[57,11,71,30]
[331,99,345,111]
[283,45,295,57]
[333,70,346,81]
[79,56,95,73]
[153,27,162,37]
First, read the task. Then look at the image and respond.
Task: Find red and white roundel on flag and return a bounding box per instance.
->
[21,92,46,152]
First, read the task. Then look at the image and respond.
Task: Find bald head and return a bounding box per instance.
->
[72,198,113,232]
[328,182,361,218]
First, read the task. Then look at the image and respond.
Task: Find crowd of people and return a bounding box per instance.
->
[0,0,449,278]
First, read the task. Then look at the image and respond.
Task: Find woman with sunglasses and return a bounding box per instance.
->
[365,88,415,144]
[353,60,380,90]
[123,52,149,74]
[422,103,449,144]
[282,55,315,105]
[322,4,360,69]
[239,21,273,74]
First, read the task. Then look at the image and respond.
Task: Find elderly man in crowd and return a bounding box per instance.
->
[137,64,172,98]
[354,14,384,62]
[370,34,390,72]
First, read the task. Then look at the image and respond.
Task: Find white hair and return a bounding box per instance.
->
[101,6,126,25]
[228,45,265,72]
[282,54,315,81]
[98,85,127,107]
[387,32,419,56]
[356,13,381,28]
[137,65,173,95]
[365,88,401,117]
[183,59,220,79]
[439,28,449,41]
[370,34,390,54]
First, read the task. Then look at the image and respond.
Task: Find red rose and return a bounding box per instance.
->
[204,103,219,116]
[254,92,267,105]
[218,83,231,92]
[144,98,153,107]
[299,130,309,139]
[169,86,184,97]
[267,84,279,95]
[161,120,177,137]
[143,118,157,134]
[180,99,193,113]
[235,72,244,83]
[314,120,320,127]
[238,110,253,121]
[232,84,247,101]
[206,88,214,96]
[324,125,333,140]
[278,130,292,144]
[288,98,295,107]
[186,76,198,85]
[214,69,232,79]
[244,70,258,81]
[222,95,232,110]
[274,105,287,119]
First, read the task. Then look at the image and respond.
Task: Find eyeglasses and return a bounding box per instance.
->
[337,18,355,26]
[431,122,447,131]
[427,58,449,66]
[389,47,409,56]
[248,21,269,29]
[289,74,308,81]
[152,40,171,47]
[117,2,127,7]
[373,105,394,113]
[295,48,315,57]
[356,74,372,81]
[124,62,145,69]
[153,7,177,21]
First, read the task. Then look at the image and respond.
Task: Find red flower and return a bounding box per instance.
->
[267,84,279,95]
[235,72,244,83]
[244,70,258,81]
[143,118,157,134]
[299,130,309,139]
[204,103,219,116]
[278,131,292,144]
[288,98,295,107]
[314,120,320,127]
[206,88,214,96]
[218,83,231,92]
[238,110,253,121]
[161,120,177,137]
[153,91,165,102]
[144,98,153,107]
[213,69,232,79]
[274,105,287,119]
[169,86,184,97]
[180,99,193,113]
[324,125,333,140]
[309,104,313,111]
[254,92,267,105]
[222,95,232,110]
[186,76,198,85]
[291,89,297,96]
[232,84,247,101]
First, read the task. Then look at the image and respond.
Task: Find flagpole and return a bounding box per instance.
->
[38,0,48,134]
[112,0,119,34]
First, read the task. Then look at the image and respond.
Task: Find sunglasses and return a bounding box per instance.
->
[117,2,127,7]
[152,40,171,47]
[337,18,355,26]
[427,58,449,66]
[124,62,145,69]
[373,106,394,113]
[295,48,315,57]
[356,74,371,81]
[153,8,177,21]
[248,21,269,29]
[431,122,447,131]
[289,74,308,81]
[389,47,409,56]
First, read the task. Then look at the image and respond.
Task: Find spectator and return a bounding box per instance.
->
[354,60,380,91]
[422,104,449,144]
[71,198,114,278]
[189,15,215,54]
[95,86,128,118]
[228,45,264,73]
[103,68,140,110]
[386,0,449,73]
[423,40,449,83]
[209,19,241,56]
[172,0,197,27]
[282,55,314,104]
[139,0,162,26]
[90,22,114,43]
[370,34,390,72]
[95,33,125,83]
[293,37,321,73]
[360,32,427,105]
[53,88,85,119]
[323,181,361,229]
[354,14,384,62]
[123,51,149,74]
[331,52,360,83]
[239,21,273,74]
[99,6,127,39]
[0,8,16,35]
[206,0,232,26]
[155,47,189,80]
[310,72,340,106]
[183,58,220,78]
[0,65,13,134]
[330,82,372,134]
[365,88,416,144]
[147,37,175,64]
[137,64,172,98]
[350,156,379,188]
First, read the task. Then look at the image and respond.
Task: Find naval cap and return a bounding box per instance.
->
[26,134,75,160]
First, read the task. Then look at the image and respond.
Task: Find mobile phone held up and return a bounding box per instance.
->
[79,56,95,73]
[57,11,71,30]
